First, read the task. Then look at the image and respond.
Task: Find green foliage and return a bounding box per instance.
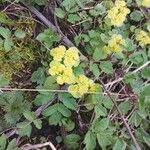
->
[0,0,150,149]
[0,91,30,125]
[36,28,60,48]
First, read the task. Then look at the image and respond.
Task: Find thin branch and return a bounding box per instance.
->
[105,61,150,88]
[21,141,57,150]
[99,79,141,150]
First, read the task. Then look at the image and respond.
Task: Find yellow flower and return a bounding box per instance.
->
[89,83,97,92]
[104,34,125,53]
[136,30,150,46]
[50,45,66,62]
[56,67,75,85]
[107,0,130,27]
[48,61,65,76]
[142,0,150,7]
[64,47,80,67]
[68,84,80,98]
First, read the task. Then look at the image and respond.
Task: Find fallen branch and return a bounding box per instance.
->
[20,1,74,47]
[21,141,57,150]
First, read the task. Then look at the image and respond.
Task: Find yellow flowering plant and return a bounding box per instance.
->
[1,1,150,150]
[48,45,100,98]
[106,0,130,27]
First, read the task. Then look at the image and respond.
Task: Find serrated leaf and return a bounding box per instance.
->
[23,111,36,122]
[100,61,113,75]
[42,103,58,117]
[94,105,107,118]
[34,93,54,106]
[93,48,107,61]
[0,74,10,88]
[92,118,109,132]
[118,101,132,114]
[44,76,58,90]
[33,119,42,129]
[48,111,62,125]
[62,119,75,132]
[64,134,80,149]
[4,38,13,52]
[67,14,80,24]
[97,132,112,149]
[0,134,6,150]
[141,67,150,79]
[17,122,32,137]
[58,93,77,110]
[84,131,96,150]
[102,96,113,109]
[130,10,142,22]
[6,139,17,150]
[143,136,150,147]
[113,139,126,150]
[55,8,65,19]
[57,103,71,117]
[90,63,100,78]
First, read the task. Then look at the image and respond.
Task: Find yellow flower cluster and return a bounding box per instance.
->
[68,74,98,98]
[103,34,126,54]
[48,45,99,98]
[107,0,130,27]
[142,0,150,7]
[48,45,79,85]
[136,30,150,47]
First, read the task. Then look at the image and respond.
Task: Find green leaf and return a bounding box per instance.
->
[100,61,113,75]
[113,139,126,150]
[55,8,65,19]
[34,0,47,5]
[15,29,26,39]
[4,38,13,52]
[128,111,142,127]
[130,10,142,22]
[44,76,58,90]
[97,131,112,149]
[0,134,6,150]
[143,136,150,147]
[34,93,54,106]
[90,63,100,78]
[42,103,58,117]
[33,119,42,129]
[31,67,45,85]
[92,118,109,132]
[48,112,62,125]
[141,67,150,79]
[118,101,132,114]
[84,131,96,150]
[0,74,10,87]
[102,96,113,109]
[0,27,11,38]
[62,119,75,132]
[17,121,32,137]
[23,111,36,122]
[0,11,14,25]
[93,48,107,61]
[67,14,80,24]
[95,3,106,15]
[6,139,17,150]
[57,103,71,117]
[64,134,80,149]
[36,28,60,48]
[94,105,107,118]
[58,93,77,110]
